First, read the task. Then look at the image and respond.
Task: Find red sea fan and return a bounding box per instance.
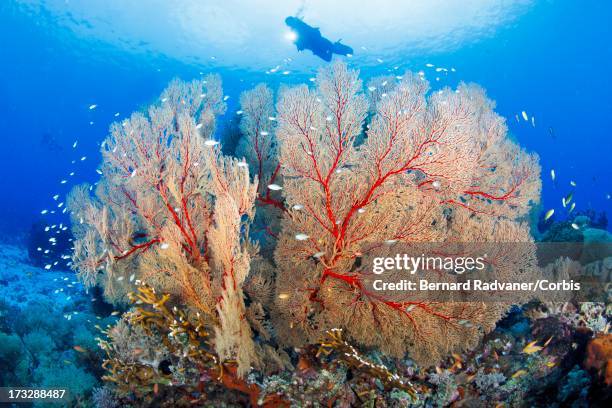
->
[271,62,541,366]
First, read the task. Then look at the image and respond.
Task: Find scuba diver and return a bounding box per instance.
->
[285,16,353,62]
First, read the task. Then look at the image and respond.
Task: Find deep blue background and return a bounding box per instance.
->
[0,0,610,239]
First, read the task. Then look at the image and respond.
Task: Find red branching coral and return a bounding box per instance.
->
[236,84,283,211]
[68,76,259,375]
[70,62,542,382]
[271,62,541,366]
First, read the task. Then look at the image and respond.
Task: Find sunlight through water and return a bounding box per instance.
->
[16,0,533,71]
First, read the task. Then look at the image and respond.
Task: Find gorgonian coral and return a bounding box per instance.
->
[69,61,542,383]
[269,62,541,366]
[67,75,259,375]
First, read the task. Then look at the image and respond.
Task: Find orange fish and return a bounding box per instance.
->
[523,340,543,354]
[73,346,87,353]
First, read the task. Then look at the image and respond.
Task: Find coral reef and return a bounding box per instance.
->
[97,286,419,406]
[317,328,418,397]
[91,288,609,406]
[0,244,104,406]
[99,285,286,406]
[67,75,260,375]
[91,386,119,408]
[63,62,612,406]
[271,62,541,365]
[235,83,284,256]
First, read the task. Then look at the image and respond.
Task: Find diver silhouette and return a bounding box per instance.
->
[285,16,353,62]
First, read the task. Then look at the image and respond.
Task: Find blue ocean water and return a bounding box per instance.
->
[0,1,611,405]
[0,0,610,238]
